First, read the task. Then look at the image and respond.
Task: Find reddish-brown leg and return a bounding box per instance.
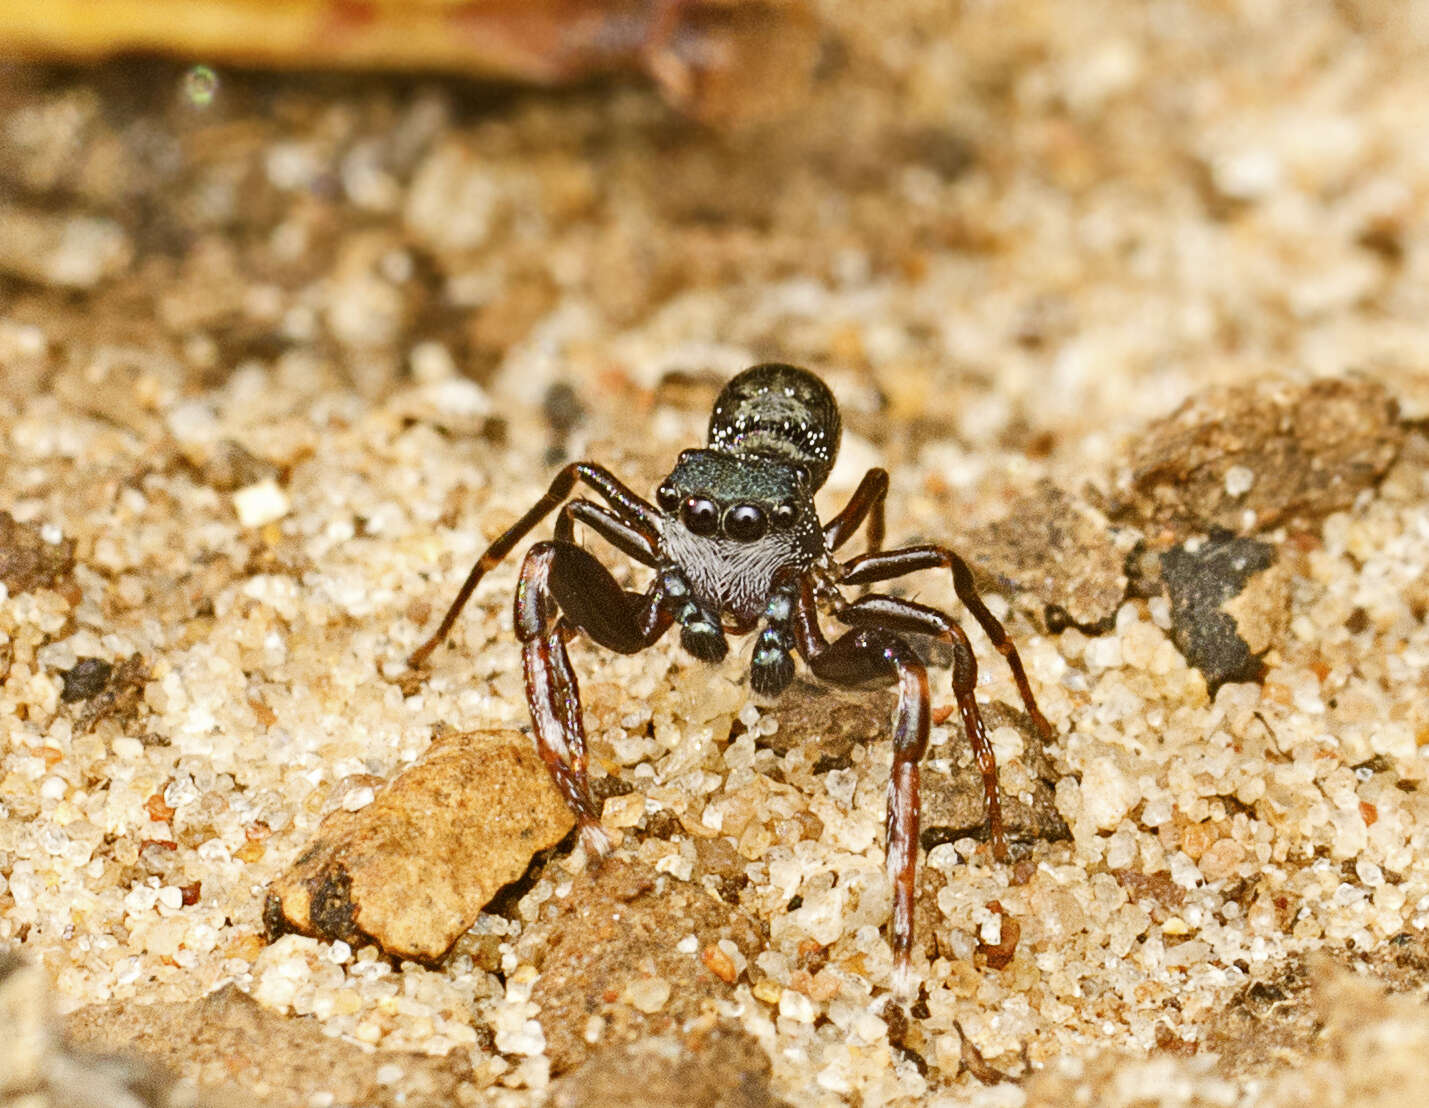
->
[409,462,659,669]
[834,593,1013,861]
[822,467,888,554]
[793,582,931,998]
[839,544,1053,740]
[515,541,671,854]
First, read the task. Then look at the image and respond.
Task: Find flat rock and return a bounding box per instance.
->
[522,859,764,1073]
[265,729,574,963]
[65,983,472,1108]
[921,701,1070,850]
[548,1025,786,1108]
[2,947,220,1108]
[1122,376,1403,537]
[1160,533,1287,694]
[765,686,1067,848]
[963,480,1135,633]
[755,681,898,764]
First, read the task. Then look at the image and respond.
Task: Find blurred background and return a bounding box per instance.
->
[1,0,1427,454]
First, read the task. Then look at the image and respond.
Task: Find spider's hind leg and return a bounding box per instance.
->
[516,541,671,855]
[802,623,931,998]
[838,544,1053,741]
[835,592,1010,862]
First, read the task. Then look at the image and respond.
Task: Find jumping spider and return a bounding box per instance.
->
[408,363,1053,995]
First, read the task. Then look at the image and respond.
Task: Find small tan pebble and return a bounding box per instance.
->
[752,979,782,1005]
[789,968,841,1004]
[602,792,645,829]
[623,976,671,1014]
[1262,681,1295,708]
[1178,820,1220,862]
[701,944,738,984]
[265,730,574,962]
[509,963,540,987]
[235,839,266,863]
[1162,917,1192,937]
[808,970,841,1003]
[1198,837,1248,881]
[232,478,291,528]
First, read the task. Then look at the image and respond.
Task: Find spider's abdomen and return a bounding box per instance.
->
[708,363,841,491]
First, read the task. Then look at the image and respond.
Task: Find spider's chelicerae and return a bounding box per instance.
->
[408,363,1053,995]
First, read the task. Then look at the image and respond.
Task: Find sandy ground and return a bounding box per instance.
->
[5,1,1429,1105]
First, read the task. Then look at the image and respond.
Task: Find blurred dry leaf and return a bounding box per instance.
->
[0,0,819,123]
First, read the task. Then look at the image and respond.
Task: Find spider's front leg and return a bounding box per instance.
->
[516,541,671,855]
[750,576,801,697]
[408,462,658,670]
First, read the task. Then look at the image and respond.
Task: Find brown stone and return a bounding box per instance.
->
[547,1025,786,1108]
[963,480,1136,633]
[266,729,574,963]
[0,510,75,595]
[1122,376,1404,537]
[920,701,1069,850]
[763,688,1066,850]
[65,983,473,1108]
[757,680,896,763]
[522,859,764,1072]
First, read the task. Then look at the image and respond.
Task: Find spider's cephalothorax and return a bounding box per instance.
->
[407,363,1054,999]
[653,364,837,685]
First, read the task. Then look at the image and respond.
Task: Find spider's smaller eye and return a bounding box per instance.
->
[772,502,797,528]
[656,484,680,512]
[723,503,767,542]
[682,497,720,536]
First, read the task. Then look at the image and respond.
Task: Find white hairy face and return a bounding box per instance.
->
[658,520,811,624]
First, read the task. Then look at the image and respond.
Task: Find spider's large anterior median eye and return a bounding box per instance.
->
[723,503,767,542]
[656,484,680,512]
[682,497,720,535]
